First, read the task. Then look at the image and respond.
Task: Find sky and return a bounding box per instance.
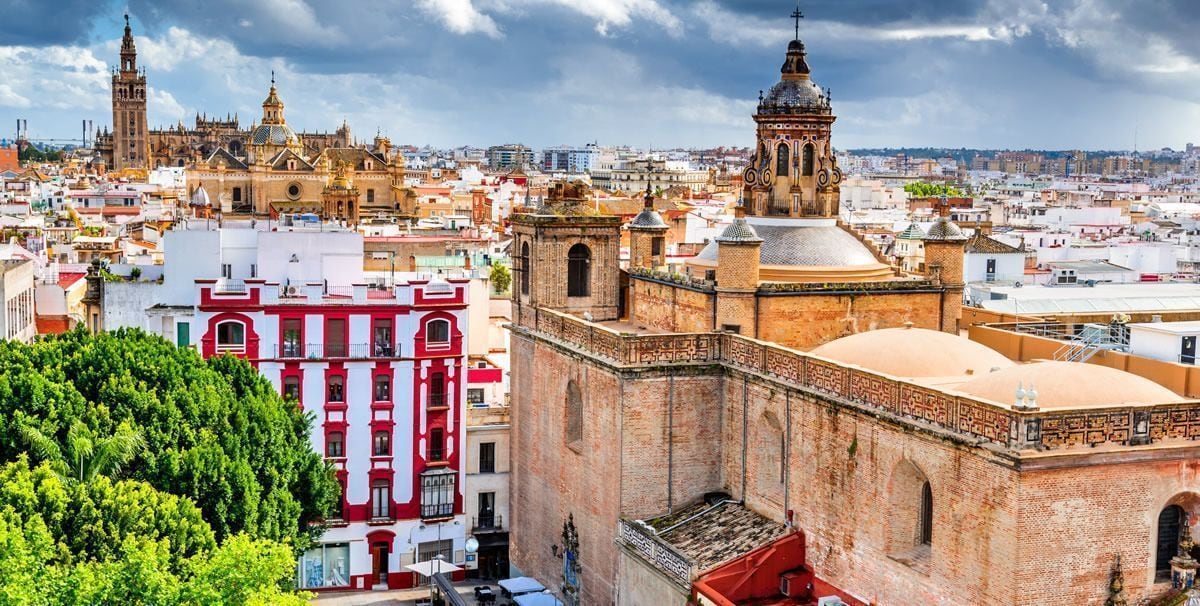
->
[2,0,1200,151]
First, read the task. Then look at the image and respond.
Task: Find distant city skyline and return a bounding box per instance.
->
[2,0,1200,151]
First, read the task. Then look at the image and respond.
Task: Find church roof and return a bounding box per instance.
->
[897,223,926,240]
[956,361,1182,409]
[267,148,313,171]
[964,233,1022,254]
[321,148,388,171]
[204,148,247,170]
[703,221,882,267]
[810,326,1015,379]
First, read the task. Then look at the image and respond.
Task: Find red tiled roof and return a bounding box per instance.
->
[57,272,86,289]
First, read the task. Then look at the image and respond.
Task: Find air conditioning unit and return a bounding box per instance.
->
[285,284,302,297]
[779,570,809,598]
[817,597,847,606]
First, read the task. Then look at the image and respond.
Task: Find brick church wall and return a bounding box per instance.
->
[629,278,715,333]
[757,290,945,349]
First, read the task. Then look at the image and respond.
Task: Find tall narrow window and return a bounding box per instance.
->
[1158,505,1185,579]
[520,242,531,295]
[919,481,933,546]
[802,144,815,177]
[373,318,393,356]
[429,428,444,461]
[367,189,375,203]
[283,376,300,401]
[429,372,446,407]
[371,479,391,519]
[479,442,495,474]
[776,143,790,177]
[232,187,242,202]
[565,380,583,446]
[373,430,391,456]
[281,318,302,357]
[327,375,344,402]
[567,244,591,297]
[374,375,391,401]
[326,432,344,458]
[325,318,346,357]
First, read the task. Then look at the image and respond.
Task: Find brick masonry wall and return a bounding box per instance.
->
[510,333,625,606]
[722,374,1020,606]
[629,278,715,334]
[511,315,1200,606]
[1016,459,1200,605]
[756,291,944,350]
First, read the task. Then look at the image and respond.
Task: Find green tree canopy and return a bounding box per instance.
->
[903,181,964,198]
[490,260,512,294]
[0,328,337,545]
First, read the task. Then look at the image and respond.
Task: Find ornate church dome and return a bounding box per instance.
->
[758,39,830,115]
[687,217,894,283]
[250,123,300,147]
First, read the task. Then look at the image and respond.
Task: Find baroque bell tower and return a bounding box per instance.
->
[742,5,842,218]
[111,14,149,170]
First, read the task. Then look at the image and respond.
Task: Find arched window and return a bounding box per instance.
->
[565,380,583,447]
[520,242,531,295]
[567,244,591,298]
[1157,505,1185,579]
[215,321,245,353]
[919,481,933,545]
[802,144,815,176]
[426,319,450,345]
[776,143,790,177]
[887,459,933,570]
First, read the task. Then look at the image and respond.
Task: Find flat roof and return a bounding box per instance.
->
[1128,320,1200,334]
[980,283,1200,315]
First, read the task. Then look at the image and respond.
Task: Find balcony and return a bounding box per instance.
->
[428,392,447,409]
[472,514,503,533]
[277,342,402,360]
[421,502,454,520]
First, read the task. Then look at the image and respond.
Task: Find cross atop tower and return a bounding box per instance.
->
[790,3,804,41]
[271,70,275,85]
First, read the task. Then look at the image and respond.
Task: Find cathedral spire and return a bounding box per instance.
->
[120,13,137,73]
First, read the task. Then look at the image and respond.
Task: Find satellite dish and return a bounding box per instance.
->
[1013,281,1023,288]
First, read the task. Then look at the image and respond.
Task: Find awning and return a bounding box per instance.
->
[514,595,564,606]
[405,559,463,577]
[498,577,547,595]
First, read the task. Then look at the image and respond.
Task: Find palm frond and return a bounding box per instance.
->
[84,422,145,482]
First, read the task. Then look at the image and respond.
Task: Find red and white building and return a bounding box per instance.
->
[135,222,474,591]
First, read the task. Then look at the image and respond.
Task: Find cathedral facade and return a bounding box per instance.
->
[507,21,1200,606]
[97,16,414,221]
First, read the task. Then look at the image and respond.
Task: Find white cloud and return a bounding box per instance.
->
[0,84,31,109]
[418,0,503,39]
[693,1,1029,48]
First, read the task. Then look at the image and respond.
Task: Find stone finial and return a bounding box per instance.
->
[1014,381,1026,410]
[1025,383,1038,410]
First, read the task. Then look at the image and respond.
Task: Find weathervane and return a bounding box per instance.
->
[790,2,804,41]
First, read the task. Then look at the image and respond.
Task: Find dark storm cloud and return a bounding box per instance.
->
[5,0,1200,148]
[0,0,110,45]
